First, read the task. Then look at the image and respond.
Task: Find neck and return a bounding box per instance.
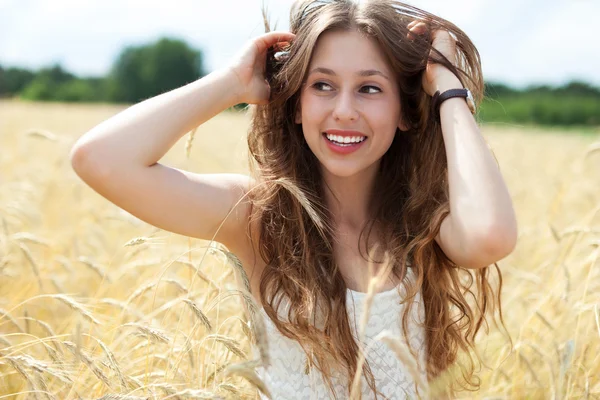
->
[321,160,380,232]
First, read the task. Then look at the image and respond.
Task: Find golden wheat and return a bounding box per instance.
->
[0,100,598,398]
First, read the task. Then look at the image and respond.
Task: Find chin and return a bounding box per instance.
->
[319,161,368,179]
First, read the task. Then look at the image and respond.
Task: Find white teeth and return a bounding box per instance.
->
[325,133,366,144]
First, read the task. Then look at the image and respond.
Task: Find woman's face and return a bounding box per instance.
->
[296,29,407,178]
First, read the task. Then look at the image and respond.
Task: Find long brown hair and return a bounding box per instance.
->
[243,0,506,398]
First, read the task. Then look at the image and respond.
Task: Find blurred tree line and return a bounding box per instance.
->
[0,37,204,104]
[0,36,599,127]
[479,81,599,127]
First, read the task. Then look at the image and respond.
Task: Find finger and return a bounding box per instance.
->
[434,30,454,41]
[274,41,291,51]
[256,31,296,52]
[407,22,428,40]
[431,29,455,47]
[411,22,428,35]
[408,20,426,30]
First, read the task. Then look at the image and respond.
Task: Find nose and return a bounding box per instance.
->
[332,89,359,122]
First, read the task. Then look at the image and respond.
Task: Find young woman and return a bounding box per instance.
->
[70,0,517,398]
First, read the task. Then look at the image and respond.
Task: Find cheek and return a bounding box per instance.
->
[382,100,402,125]
[369,103,399,127]
[301,98,326,123]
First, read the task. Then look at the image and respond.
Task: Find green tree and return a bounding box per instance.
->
[557,80,600,97]
[107,37,205,103]
[484,82,517,99]
[0,66,36,97]
[53,78,109,102]
[19,64,77,101]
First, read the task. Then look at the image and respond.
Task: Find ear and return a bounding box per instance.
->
[294,106,302,124]
[397,115,410,132]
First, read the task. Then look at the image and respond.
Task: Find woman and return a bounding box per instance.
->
[70,0,517,398]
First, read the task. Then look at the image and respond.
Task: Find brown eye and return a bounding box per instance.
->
[360,86,381,94]
[312,82,333,91]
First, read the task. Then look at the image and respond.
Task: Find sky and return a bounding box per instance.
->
[1,0,598,89]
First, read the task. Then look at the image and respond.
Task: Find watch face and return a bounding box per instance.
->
[466,89,476,114]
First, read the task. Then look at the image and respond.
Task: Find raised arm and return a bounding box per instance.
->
[70,31,295,253]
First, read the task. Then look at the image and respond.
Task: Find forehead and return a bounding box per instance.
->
[309,29,393,75]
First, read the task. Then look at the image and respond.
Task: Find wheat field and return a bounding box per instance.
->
[0,99,599,399]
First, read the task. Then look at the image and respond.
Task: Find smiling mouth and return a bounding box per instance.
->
[322,132,368,146]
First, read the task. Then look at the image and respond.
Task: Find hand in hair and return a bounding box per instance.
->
[226,31,296,106]
[407,21,464,97]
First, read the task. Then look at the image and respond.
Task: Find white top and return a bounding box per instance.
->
[252,269,428,399]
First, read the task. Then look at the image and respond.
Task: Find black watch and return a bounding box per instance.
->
[432,88,476,118]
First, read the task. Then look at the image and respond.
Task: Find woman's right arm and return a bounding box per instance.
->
[70,31,295,252]
[69,69,253,249]
[70,68,242,171]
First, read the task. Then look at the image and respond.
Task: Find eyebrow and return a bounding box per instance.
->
[308,67,390,81]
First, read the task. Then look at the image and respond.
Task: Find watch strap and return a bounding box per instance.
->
[431,88,472,122]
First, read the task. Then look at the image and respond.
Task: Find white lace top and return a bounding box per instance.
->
[251,269,428,399]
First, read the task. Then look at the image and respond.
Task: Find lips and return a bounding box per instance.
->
[322,131,367,155]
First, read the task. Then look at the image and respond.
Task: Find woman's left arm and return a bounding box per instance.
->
[435,74,518,269]
[410,23,518,269]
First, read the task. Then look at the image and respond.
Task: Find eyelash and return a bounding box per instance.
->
[312,82,382,94]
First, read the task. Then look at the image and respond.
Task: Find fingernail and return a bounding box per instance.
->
[274,51,290,61]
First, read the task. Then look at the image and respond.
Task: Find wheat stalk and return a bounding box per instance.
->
[77,256,110,282]
[18,242,44,290]
[131,370,169,380]
[31,370,55,400]
[123,322,171,344]
[5,357,40,398]
[53,255,74,274]
[202,334,246,359]
[147,382,178,395]
[19,316,57,339]
[224,361,272,399]
[5,354,72,386]
[164,388,223,399]
[376,330,428,396]
[23,128,58,141]
[49,294,101,325]
[174,259,220,290]
[164,278,188,294]
[223,251,251,292]
[218,382,241,396]
[182,298,213,332]
[16,316,63,362]
[99,298,145,320]
[0,307,24,332]
[594,304,600,339]
[126,277,189,304]
[85,334,127,390]
[11,231,52,247]
[205,286,270,367]
[126,281,158,303]
[184,127,199,159]
[62,340,113,388]
[205,363,229,385]
[122,257,163,270]
[129,340,153,353]
[123,236,150,247]
[349,244,395,399]
[240,318,253,341]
